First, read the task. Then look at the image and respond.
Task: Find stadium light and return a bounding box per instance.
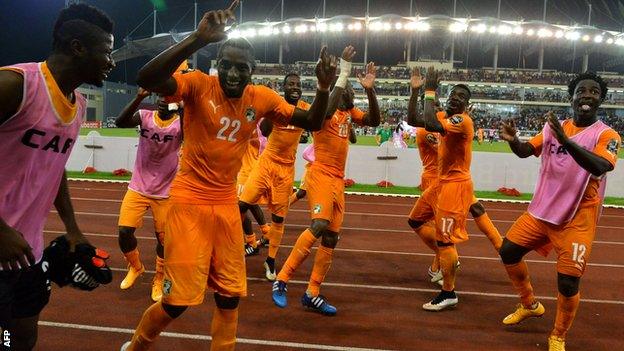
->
[497,25,512,35]
[259,26,273,36]
[281,25,291,34]
[526,29,535,36]
[565,31,580,40]
[353,22,362,31]
[606,38,614,44]
[594,35,603,43]
[370,21,383,31]
[489,26,497,34]
[330,23,344,32]
[554,30,564,38]
[582,34,590,41]
[537,28,552,38]
[244,29,256,38]
[395,22,403,30]
[294,24,308,33]
[616,38,624,46]
[513,26,523,35]
[228,29,241,39]
[317,22,327,32]
[383,22,392,31]
[470,23,486,33]
[309,25,317,32]
[449,22,468,33]
[414,21,430,31]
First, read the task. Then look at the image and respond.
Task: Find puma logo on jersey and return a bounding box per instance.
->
[140,129,176,143]
[21,128,74,153]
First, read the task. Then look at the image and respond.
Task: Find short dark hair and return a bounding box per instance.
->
[53,4,114,52]
[568,72,608,101]
[452,84,471,99]
[217,38,256,67]
[283,73,300,86]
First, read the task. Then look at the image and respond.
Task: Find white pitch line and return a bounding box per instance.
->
[38,321,395,351]
[43,230,624,268]
[99,267,624,306]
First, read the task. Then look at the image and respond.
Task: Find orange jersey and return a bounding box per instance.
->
[436,110,474,182]
[312,107,365,177]
[529,120,621,208]
[238,130,260,183]
[263,100,310,164]
[170,72,295,204]
[416,127,439,178]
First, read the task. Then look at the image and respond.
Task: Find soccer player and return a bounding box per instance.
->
[115,87,183,302]
[407,68,502,289]
[239,72,311,279]
[238,125,271,257]
[376,121,392,145]
[271,49,381,316]
[120,2,337,350]
[498,72,620,351]
[0,4,114,349]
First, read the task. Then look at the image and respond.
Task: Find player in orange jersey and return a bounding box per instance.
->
[272,47,381,316]
[498,72,620,351]
[406,69,502,290]
[120,2,337,350]
[239,72,310,279]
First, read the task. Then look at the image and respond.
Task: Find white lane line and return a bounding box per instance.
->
[43,230,624,268]
[54,209,624,231]
[38,321,394,351]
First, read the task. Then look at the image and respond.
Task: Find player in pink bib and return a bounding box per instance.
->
[499,72,621,351]
[115,87,183,302]
[0,4,115,349]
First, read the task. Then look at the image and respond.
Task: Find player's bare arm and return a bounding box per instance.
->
[0,217,36,270]
[407,68,425,127]
[359,62,381,127]
[349,124,358,144]
[260,117,273,137]
[289,46,336,131]
[423,67,445,134]
[546,112,614,176]
[54,170,89,251]
[326,46,356,118]
[115,87,151,128]
[499,119,535,158]
[136,1,239,95]
[0,70,24,125]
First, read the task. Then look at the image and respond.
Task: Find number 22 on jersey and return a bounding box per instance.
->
[217,116,241,142]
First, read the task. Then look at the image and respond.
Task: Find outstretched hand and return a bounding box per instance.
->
[424,66,441,91]
[358,62,376,90]
[499,119,517,142]
[410,68,425,91]
[315,46,338,90]
[341,45,356,62]
[546,111,567,144]
[194,0,238,44]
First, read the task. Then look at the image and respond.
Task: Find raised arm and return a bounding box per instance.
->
[407,68,425,127]
[499,119,535,158]
[289,46,337,131]
[423,67,445,134]
[136,1,238,95]
[357,62,381,127]
[115,88,151,128]
[349,124,358,144]
[326,46,356,118]
[546,113,614,176]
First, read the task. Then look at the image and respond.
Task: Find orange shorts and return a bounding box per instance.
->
[305,166,344,232]
[505,204,600,277]
[161,202,247,306]
[408,180,473,244]
[118,189,170,233]
[239,157,295,218]
[299,163,311,191]
[419,174,438,192]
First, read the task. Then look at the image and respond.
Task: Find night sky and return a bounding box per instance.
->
[2,0,624,84]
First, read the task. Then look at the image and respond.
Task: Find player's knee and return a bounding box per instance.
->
[499,238,528,265]
[161,303,187,319]
[238,201,250,214]
[557,273,580,297]
[213,293,240,310]
[321,231,340,248]
[469,202,486,218]
[310,219,329,237]
[118,226,136,238]
[271,214,284,223]
[407,218,424,229]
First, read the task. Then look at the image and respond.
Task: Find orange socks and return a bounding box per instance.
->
[124,248,143,271]
[276,229,317,282]
[267,222,285,259]
[307,245,334,296]
[289,192,299,206]
[504,261,536,307]
[210,307,238,351]
[245,233,257,248]
[438,245,459,291]
[474,213,503,251]
[552,293,580,338]
[126,302,174,351]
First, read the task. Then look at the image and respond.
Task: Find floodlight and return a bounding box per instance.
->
[526,29,534,36]
[582,34,590,41]
[594,35,603,43]
[449,22,468,33]
[471,24,486,33]
[281,26,291,34]
[565,31,580,40]
[415,22,430,31]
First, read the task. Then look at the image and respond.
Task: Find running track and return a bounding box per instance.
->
[36,180,624,350]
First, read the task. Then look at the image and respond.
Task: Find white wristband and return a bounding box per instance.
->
[335,58,352,88]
